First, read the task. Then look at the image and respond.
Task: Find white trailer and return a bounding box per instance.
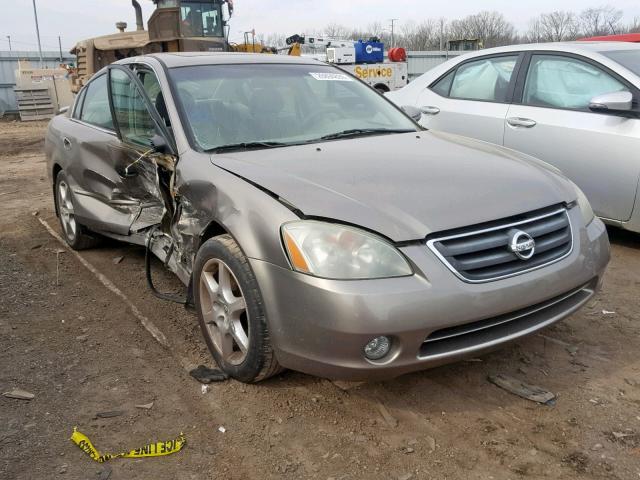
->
[335,62,408,93]
[292,34,408,93]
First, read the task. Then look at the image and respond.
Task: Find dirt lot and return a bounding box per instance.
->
[1,120,639,480]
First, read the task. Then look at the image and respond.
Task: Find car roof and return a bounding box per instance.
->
[140,52,325,68]
[463,41,640,57]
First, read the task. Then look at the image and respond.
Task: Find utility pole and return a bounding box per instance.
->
[31,0,44,67]
[439,18,445,51]
[58,36,63,62]
[6,35,11,54]
[389,18,398,48]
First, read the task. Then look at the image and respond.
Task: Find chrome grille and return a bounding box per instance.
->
[427,207,573,283]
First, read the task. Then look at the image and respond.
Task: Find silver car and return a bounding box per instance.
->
[46,53,609,383]
[388,42,640,233]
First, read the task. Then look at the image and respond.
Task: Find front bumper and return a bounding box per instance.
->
[251,210,610,380]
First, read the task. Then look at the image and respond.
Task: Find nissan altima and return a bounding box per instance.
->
[46,53,610,382]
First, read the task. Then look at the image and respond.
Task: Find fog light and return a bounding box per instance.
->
[363,336,391,360]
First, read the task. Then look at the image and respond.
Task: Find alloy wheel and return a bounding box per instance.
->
[199,258,249,366]
[57,180,77,242]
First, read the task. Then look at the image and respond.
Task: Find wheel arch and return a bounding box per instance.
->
[176,158,299,275]
[198,218,231,249]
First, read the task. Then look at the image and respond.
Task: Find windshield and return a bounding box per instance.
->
[601,49,640,77]
[180,1,223,38]
[169,63,417,152]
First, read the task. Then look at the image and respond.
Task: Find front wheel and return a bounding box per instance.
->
[194,234,282,383]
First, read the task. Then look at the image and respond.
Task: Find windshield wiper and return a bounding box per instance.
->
[209,141,290,153]
[209,129,416,153]
[320,128,416,141]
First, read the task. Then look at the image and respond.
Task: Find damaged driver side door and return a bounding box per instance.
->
[106,65,177,235]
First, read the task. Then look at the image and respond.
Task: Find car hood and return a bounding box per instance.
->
[210,131,576,241]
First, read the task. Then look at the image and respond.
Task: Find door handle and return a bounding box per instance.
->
[420,106,441,115]
[507,117,537,128]
[62,137,72,150]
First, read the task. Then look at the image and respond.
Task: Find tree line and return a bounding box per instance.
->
[256,5,639,51]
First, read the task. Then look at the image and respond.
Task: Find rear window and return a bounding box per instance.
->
[430,70,454,97]
[433,56,518,103]
[601,49,640,77]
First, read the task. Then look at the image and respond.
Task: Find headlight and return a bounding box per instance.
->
[281,221,413,279]
[574,185,595,226]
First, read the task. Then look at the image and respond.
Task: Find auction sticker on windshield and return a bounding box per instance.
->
[309,72,353,81]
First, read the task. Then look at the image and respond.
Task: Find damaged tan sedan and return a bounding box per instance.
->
[46,53,610,383]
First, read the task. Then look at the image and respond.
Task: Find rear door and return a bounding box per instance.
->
[415,53,522,145]
[504,52,640,222]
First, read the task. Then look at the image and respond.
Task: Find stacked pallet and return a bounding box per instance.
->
[13,88,55,121]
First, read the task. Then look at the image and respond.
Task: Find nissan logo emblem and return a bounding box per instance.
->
[508,230,536,260]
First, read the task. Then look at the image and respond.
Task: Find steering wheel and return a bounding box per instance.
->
[302,106,343,129]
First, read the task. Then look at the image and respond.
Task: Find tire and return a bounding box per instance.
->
[194,234,282,383]
[54,171,99,250]
[374,84,390,94]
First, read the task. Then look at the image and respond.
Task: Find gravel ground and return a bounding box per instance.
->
[1,120,639,480]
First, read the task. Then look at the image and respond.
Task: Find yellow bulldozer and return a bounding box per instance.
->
[70,0,244,92]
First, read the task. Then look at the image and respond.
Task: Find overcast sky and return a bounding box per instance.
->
[2,0,640,53]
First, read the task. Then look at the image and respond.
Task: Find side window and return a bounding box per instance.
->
[110,69,157,147]
[180,2,222,37]
[523,55,629,110]
[79,74,114,130]
[72,88,87,119]
[430,70,454,97]
[449,55,518,102]
[136,67,171,127]
[201,5,222,36]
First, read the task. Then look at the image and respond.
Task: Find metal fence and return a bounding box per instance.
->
[0,51,74,114]
[406,51,464,82]
[0,49,462,113]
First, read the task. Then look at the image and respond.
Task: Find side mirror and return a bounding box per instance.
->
[58,106,70,115]
[588,91,633,113]
[402,105,422,122]
[150,133,169,154]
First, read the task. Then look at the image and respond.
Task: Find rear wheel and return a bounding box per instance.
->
[194,235,282,383]
[54,171,98,250]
